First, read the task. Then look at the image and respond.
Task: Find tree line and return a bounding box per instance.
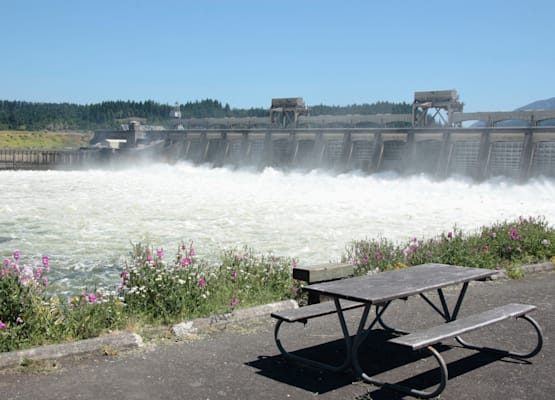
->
[0,99,412,131]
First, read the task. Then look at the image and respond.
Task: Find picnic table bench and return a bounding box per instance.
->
[271,264,544,398]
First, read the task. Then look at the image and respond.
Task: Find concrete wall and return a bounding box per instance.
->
[0,149,103,170]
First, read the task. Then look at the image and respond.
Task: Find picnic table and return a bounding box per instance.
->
[271,263,543,398]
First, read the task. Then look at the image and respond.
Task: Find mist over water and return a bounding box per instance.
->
[1,163,554,293]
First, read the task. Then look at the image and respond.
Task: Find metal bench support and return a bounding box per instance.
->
[455,313,543,358]
[272,299,365,372]
[272,300,393,373]
[383,303,543,398]
[355,345,448,399]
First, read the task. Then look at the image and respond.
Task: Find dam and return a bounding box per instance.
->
[131,125,553,181]
[89,92,555,181]
[3,91,555,180]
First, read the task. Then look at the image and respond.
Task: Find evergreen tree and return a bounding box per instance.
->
[0,99,412,131]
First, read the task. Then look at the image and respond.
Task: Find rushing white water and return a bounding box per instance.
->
[1,163,554,293]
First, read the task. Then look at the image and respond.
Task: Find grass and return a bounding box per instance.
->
[0,130,92,150]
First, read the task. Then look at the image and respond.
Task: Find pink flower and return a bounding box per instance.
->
[198,277,206,289]
[84,292,97,303]
[147,255,153,262]
[42,255,49,270]
[510,229,522,241]
[120,271,128,286]
[231,271,237,279]
[13,249,20,261]
[156,248,164,259]
[35,267,43,279]
[189,247,195,257]
[16,317,23,325]
[230,298,239,307]
[181,257,191,266]
[447,232,453,239]
[0,321,6,330]
[375,252,383,261]
[291,260,297,268]
[4,258,10,267]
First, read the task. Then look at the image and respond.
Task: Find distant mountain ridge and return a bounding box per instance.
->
[516,97,555,111]
[469,97,555,127]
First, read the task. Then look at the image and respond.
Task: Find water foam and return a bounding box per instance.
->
[1,163,553,292]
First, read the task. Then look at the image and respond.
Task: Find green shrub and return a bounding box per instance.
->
[344,216,555,275]
[1,251,126,352]
[1,251,52,351]
[214,246,302,309]
[119,242,211,323]
[119,242,300,324]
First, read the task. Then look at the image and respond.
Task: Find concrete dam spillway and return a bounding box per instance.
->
[91,92,555,181]
[91,124,555,182]
[3,124,555,182]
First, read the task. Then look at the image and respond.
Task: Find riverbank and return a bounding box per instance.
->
[2,216,554,353]
[1,261,553,370]
[1,265,553,400]
[0,130,92,149]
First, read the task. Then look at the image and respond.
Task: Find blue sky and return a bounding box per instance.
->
[1,0,554,111]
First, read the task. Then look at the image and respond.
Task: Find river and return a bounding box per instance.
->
[1,163,554,293]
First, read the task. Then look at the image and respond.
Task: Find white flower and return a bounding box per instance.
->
[541,239,550,246]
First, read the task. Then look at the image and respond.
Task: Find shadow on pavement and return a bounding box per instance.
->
[247,329,526,398]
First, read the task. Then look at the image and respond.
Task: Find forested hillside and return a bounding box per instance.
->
[0,99,411,131]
